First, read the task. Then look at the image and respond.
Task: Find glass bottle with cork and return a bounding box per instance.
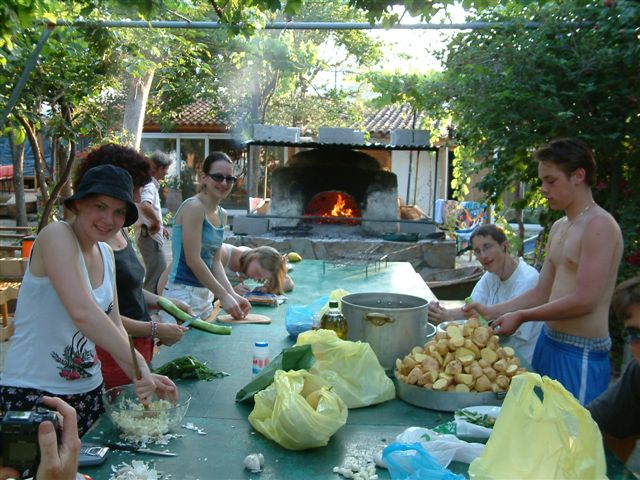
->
[320,300,348,339]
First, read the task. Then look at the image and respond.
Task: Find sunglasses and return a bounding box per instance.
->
[623,326,640,344]
[206,173,237,184]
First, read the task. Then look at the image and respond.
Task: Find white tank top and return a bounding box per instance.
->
[1,231,115,394]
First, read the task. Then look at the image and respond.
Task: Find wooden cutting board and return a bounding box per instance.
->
[216,313,271,324]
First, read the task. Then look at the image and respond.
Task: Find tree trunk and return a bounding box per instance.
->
[8,132,27,226]
[15,114,49,207]
[55,138,72,199]
[122,70,155,150]
[37,140,75,233]
[248,76,262,200]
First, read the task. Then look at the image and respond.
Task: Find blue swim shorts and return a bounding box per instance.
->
[532,325,611,405]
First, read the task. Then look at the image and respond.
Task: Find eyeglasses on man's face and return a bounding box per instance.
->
[472,242,498,257]
[623,326,640,344]
[206,172,237,184]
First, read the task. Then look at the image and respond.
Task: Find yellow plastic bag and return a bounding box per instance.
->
[468,372,607,479]
[248,370,347,450]
[295,329,396,408]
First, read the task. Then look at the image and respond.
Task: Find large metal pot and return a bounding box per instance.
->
[342,292,435,374]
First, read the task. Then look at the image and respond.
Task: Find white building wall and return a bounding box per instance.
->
[392,150,440,218]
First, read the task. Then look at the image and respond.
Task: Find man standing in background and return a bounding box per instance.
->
[136,150,172,293]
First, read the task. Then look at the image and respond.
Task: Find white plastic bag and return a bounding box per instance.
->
[376,427,485,469]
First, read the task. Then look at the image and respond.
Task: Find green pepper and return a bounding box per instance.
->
[153,355,229,381]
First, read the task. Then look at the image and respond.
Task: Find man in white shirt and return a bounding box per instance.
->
[429,224,540,363]
[136,151,172,293]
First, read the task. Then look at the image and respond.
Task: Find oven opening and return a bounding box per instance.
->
[304,190,361,225]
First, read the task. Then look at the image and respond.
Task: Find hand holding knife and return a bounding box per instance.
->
[106,441,176,456]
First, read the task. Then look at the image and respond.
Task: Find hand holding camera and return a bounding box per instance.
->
[0,396,80,480]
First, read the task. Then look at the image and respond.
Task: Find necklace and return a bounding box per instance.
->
[559,200,595,244]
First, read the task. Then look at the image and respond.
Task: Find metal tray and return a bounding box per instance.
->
[394,377,505,412]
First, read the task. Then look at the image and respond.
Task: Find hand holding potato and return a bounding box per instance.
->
[428,300,453,324]
[489,311,525,336]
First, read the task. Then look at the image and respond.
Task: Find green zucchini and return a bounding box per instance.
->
[465,296,489,326]
[157,297,232,335]
[190,319,232,335]
[157,296,192,323]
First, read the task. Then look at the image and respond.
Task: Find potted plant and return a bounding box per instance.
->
[161,175,182,214]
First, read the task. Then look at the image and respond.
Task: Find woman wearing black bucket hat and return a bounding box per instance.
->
[71,144,190,390]
[0,164,177,436]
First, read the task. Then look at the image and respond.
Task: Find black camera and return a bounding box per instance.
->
[0,408,60,477]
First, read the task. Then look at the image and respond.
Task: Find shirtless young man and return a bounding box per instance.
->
[465,138,623,405]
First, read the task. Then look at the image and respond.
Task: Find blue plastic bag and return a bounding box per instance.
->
[383,443,465,480]
[285,294,330,338]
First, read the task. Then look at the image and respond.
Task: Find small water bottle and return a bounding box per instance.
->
[252,341,270,376]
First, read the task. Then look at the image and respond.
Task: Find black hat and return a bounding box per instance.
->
[64,164,139,227]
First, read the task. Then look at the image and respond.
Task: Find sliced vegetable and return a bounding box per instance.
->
[465,296,489,326]
[157,297,232,335]
[154,355,229,381]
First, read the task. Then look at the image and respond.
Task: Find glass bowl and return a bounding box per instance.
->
[102,384,191,437]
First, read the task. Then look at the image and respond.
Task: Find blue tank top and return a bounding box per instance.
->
[169,197,225,287]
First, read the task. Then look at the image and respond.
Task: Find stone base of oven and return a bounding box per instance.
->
[225,232,456,271]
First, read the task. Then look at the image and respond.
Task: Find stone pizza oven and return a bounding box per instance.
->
[269,147,399,235]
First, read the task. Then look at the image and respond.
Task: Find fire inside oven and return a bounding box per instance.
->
[304,190,361,224]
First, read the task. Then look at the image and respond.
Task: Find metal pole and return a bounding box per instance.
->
[0,25,55,128]
[38,19,567,31]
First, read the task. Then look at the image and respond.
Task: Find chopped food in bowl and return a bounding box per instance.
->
[103,384,191,437]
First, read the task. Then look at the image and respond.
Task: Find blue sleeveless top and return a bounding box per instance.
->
[169,197,225,287]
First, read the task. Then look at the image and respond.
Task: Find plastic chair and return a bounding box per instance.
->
[454,201,488,254]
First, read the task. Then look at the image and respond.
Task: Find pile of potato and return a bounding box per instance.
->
[395,317,526,393]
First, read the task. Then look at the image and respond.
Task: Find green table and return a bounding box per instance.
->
[82,261,633,479]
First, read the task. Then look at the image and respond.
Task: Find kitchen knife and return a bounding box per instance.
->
[157,297,199,327]
[105,441,177,457]
[180,313,200,328]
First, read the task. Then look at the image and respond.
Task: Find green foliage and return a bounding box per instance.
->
[437,0,639,278]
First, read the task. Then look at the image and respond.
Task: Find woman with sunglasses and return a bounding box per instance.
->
[161,152,251,321]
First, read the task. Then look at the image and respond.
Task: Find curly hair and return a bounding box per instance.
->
[238,246,287,294]
[73,143,152,188]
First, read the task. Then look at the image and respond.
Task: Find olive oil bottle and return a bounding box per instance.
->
[320,301,348,339]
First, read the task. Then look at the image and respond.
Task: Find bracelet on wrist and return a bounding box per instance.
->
[150,320,158,340]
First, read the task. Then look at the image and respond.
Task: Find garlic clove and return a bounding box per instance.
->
[243,453,264,473]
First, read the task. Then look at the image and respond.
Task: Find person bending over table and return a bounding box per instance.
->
[0,165,176,436]
[588,276,640,463]
[71,144,190,389]
[429,224,540,363]
[157,244,294,298]
[465,138,623,405]
[160,152,251,322]
[221,244,293,295]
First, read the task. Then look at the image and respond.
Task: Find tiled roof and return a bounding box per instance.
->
[144,100,426,136]
[364,104,427,136]
[144,99,224,127]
